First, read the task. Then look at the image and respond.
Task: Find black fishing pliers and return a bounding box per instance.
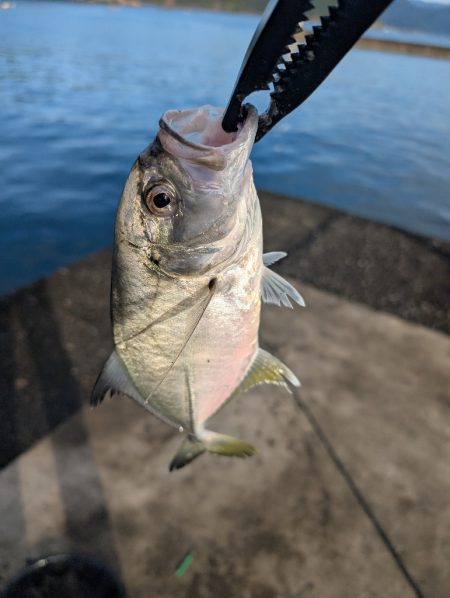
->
[222,0,395,141]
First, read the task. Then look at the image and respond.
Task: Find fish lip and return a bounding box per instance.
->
[159,116,211,151]
[158,104,258,155]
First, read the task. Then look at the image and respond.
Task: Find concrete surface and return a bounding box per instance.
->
[0,193,449,596]
[1,284,450,596]
[259,191,450,335]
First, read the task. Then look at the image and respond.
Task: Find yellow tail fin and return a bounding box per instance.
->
[169,431,256,472]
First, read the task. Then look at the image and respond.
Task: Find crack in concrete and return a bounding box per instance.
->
[293,389,427,598]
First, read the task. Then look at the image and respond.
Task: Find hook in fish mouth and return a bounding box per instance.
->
[159,105,237,150]
[157,104,259,173]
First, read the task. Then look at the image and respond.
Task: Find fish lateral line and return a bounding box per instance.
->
[142,276,218,406]
[121,279,215,345]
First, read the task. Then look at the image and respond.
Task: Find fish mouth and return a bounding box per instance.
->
[159,106,237,149]
[158,104,258,172]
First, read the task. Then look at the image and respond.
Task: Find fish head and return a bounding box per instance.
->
[117,105,258,275]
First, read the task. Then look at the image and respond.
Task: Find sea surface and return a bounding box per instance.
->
[1,1,450,294]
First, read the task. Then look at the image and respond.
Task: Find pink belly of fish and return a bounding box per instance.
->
[191,272,260,427]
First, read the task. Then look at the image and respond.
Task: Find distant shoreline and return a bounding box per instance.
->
[75,0,261,13]
[73,0,450,60]
[357,37,450,60]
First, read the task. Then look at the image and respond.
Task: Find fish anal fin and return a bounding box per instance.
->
[169,436,206,471]
[235,348,300,396]
[91,350,143,407]
[262,266,305,308]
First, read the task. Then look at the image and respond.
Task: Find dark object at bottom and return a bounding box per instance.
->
[1,554,126,598]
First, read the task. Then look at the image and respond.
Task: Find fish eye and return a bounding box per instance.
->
[153,193,170,208]
[143,181,178,216]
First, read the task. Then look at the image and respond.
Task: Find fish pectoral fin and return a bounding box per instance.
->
[198,430,256,459]
[235,348,301,396]
[90,350,144,407]
[262,266,305,308]
[169,436,206,472]
[262,251,287,266]
[261,252,305,309]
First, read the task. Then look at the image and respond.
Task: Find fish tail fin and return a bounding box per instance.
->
[169,436,206,472]
[169,430,256,472]
[199,430,256,459]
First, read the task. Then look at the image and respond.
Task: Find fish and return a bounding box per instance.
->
[91,104,304,470]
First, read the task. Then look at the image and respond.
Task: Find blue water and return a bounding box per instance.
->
[1,2,450,294]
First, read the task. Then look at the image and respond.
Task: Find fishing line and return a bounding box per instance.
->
[293,390,426,598]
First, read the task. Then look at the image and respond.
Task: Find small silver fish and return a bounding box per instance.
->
[91,105,304,470]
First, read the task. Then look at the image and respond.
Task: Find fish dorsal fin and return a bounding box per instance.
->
[235,348,300,396]
[261,252,305,308]
[91,350,144,407]
[143,278,217,405]
[263,251,287,266]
